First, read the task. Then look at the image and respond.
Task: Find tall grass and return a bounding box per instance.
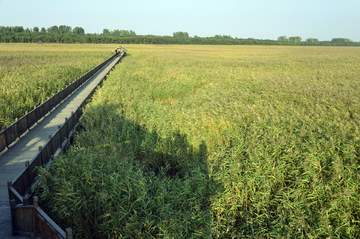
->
[0,43,116,129]
[37,45,360,238]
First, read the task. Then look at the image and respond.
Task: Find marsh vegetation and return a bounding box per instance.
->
[0,43,116,128]
[30,45,360,237]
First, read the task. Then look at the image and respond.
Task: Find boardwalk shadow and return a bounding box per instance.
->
[38,102,220,238]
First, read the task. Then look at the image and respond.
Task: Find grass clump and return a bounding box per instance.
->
[37,45,360,238]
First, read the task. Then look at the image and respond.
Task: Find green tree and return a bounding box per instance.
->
[33,27,39,32]
[214,35,233,39]
[14,26,24,33]
[277,36,288,41]
[111,29,120,36]
[47,25,59,33]
[4,27,12,33]
[289,36,302,42]
[306,38,318,43]
[173,31,189,38]
[73,27,85,34]
[331,38,353,43]
[58,25,72,34]
[81,36,90,43]
[120,30,129,36]
[59,25,66,34]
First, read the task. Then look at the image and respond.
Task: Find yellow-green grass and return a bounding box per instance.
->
[0,43,117,129]
[38,45,360,238]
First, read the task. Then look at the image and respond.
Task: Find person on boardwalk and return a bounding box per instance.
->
[113,47,126,56]
[113,47,120,55]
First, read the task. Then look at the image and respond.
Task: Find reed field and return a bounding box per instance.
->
[0,43,116,129]
[33,45,360,238]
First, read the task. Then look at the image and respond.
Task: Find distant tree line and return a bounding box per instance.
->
[102,29,136,36]
[276,35,357,46]
[0,25,135,44]
[0,25,87,43]
[0,26,359,46]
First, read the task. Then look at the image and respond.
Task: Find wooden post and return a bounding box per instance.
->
[48,135,54,158]
[70,112,74,129]
[10,199,16,236]
[15,118,20,140]
[41,101,44,118]
[23,197,29,205]
[8,181,13,202]
[33,196,39,237]
[3,125,8,150]
[34,106,38,125]
[33,196,38,207]
[66,228,73,239]
[52,94,56,109]
[58,125,62,149]
[39,146,43,165]
[25,111,30,132]
[65,118,69,139]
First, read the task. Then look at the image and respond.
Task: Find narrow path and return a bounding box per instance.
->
[0,54,122,238]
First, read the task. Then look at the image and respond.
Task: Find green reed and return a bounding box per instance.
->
[37,45,360,238]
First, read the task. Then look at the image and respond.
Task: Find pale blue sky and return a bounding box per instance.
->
[0,0,359,41]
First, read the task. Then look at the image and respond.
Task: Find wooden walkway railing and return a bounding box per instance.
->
[3,49,126,238]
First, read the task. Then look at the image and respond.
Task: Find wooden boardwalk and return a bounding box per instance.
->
[0,54,122,238]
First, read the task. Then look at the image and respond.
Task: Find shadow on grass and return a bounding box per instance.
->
[37,102,222,238]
